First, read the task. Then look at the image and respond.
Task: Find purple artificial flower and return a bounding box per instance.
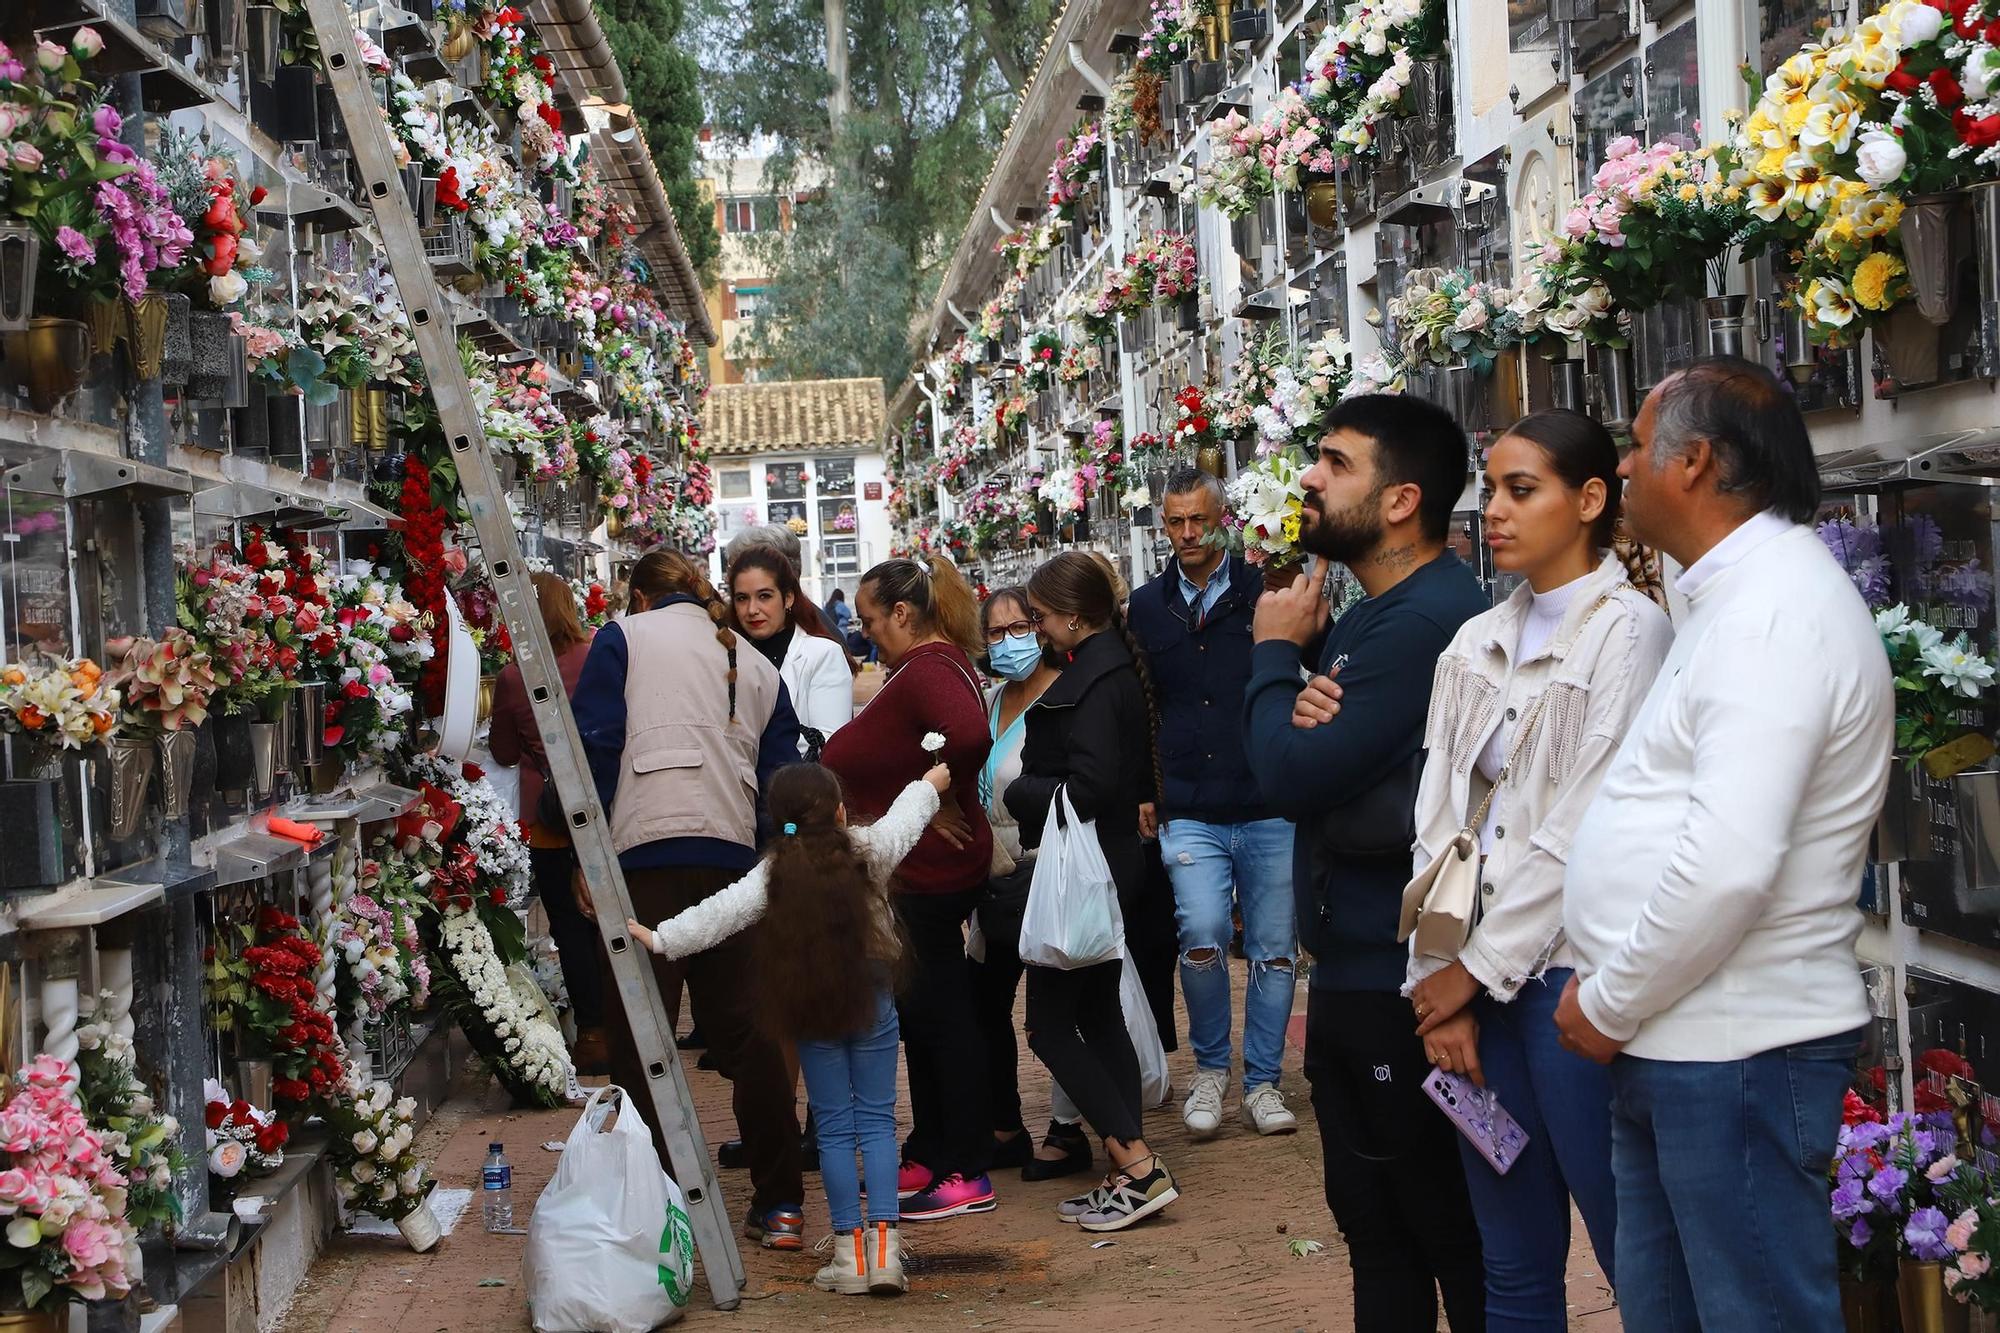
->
[54,225,92,265]
[1868,1166,1909,1210]
[1851,1215,1874,1249]
[91,103,120,139]
[1909,513,1946,569]
[1832,1175,1872,1220]
[1908,1206,1957,1262]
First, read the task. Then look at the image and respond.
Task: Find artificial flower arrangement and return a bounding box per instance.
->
[1225,447,1313,567]
[1215,326,1289,440]
[960,482,1033,553]
[997,217,1065,279]
[176,544,292,718]
[206,906,345,1111]
[203,1082,288,1180]
[335,877,430,1023]
[1833,1104,1965,1283]
[1876,603,1999,772]
[1056,341,1101,385]
[152,130,271,310]
[1386,267,1543,371]
[110,628,216,736]
[1075,230,1200,339]
[1248,327,1364,456]
[976,273,1025,342]
[570,579,611,628]
[74,993,185,1233]
[1198,90,1331,217]
[0,1056,137,1310]
[1024,329,1065,390]
[1308,0,1447,161]
[320,560,430,763]
[324,1073,433,1223]
[0,656,118,749]
[1108,0,1207,142]
[1118,430,1168,508]
[2,34,194,307]
[1047,120,1106,220]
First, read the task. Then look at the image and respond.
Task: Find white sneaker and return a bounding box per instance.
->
[812,1230,871,1295]
[1241,1082,1298,1136]
[863,1221,907,1295]
[1182,1068,1228,1139]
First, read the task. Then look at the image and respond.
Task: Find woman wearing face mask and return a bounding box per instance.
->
[1404,409,1673,1330]
[729,545,855,758]
[968,589,1092,1181]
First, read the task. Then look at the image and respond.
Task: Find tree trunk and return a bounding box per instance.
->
[824,0,849,138]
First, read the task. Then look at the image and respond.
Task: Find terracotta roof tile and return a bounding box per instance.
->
[706,378,886,455]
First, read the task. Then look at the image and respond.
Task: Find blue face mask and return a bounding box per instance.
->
[988,632,1043,681]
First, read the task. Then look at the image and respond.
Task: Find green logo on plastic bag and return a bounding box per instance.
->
[658,1197,695,1307]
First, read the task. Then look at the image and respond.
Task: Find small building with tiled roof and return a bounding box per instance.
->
[705,378,890,599]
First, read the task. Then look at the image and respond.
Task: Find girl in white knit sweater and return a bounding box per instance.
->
[628,762,948,1298]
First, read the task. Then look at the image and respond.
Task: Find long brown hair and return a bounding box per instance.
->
[859,555,982,657]
[627,548,740,722]
[1027,552,1163,807]
[752,765,904,1041]
[530,571,588,657]
[726,546,858,677]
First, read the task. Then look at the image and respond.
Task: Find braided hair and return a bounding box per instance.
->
[1026,552,1164,809]
[629,548,741,723]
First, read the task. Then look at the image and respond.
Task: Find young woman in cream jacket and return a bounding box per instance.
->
[1405,410,1672,1333]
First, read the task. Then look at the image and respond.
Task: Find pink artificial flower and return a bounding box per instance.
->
[34,41,64,73]
[54,226,93,265]
[11,143,42,171]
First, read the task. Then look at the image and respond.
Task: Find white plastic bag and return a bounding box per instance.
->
[1117,945,1171,1107]
[1018,787,1121,970]
[526,1086,694,1332]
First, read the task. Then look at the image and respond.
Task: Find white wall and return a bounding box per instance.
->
[708,445,890,601]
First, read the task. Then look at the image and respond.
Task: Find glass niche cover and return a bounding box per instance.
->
[1823,487,2000,947]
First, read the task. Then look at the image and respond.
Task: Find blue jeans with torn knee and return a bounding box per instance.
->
[1160,816,1296,1093]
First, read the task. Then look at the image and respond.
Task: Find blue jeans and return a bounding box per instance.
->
[797,988,901,1230]
[1458,970,1617,1333]
[1159,817,1296,1092]
[1611,1027,1863,1333]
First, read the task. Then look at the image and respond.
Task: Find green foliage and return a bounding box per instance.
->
[691,0,1057,380]
[599,0,721,281]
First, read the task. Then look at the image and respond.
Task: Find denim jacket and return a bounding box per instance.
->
[1407,553,1673,1001]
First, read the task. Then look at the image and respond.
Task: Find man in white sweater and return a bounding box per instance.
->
[1555,357,1890,1332]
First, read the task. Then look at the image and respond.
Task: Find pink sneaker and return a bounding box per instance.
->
[896,1161,933,1200]
[900,1173,996,1222]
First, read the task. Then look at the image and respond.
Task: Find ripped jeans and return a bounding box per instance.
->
[1159,817,1297,1093]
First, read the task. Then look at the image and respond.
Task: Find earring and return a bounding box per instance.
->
[1067,619,1078,631]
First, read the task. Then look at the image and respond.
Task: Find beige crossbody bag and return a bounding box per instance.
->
[1397,595,1612,961]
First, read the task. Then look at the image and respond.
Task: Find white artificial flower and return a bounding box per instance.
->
[1922,639,1997,697]
[1854,128,1908,188]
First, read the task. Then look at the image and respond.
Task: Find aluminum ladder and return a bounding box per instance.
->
[302,0,746,1305]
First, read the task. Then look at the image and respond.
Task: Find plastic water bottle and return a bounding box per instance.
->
[482,1142,514,1231]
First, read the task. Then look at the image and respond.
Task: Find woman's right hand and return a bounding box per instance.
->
[929,799,973,849]
[923,762,951,792]
[1423,1010,1483,1087]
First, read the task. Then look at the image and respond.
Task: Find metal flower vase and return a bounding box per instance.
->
[212,713,254,791]
[246,4,281,83]
[1548,358,1586,411]
[105,737,155,842]
[1594,345,1637,432]
[160,293,192,386]
[293,682,326,767]
[157,729,197,821]
[125,291,171,381]
[0,318,91,413]
[1898,1258,1970,1333]
[235,1058,273,1110]
[0,223,38,332]
[187,311,234,401]
[1902,193,1967,326]
[248,722,278,800]
[1701,295,1750,359]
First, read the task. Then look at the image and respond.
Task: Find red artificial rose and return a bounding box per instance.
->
[255,1124,286,1154]
[1931,67,1965,108]
[248,184,269,205]
[463,762,485,782]
[1956,0,1983,35]
[530,52,553,72]
[206,1101,228,1129]
[1887,62,1924,96]
[537,101,563,132]
[344,679,369,700]
[1962,110,2000,147]
[274,1077,310,1104]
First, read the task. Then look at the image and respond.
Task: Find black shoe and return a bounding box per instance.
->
[718,1138,747,1169]
[1021,1122,1091,1182]
[681,1025,706,1050]
[990,1130,1033,1171]
[697,1050,720,1071]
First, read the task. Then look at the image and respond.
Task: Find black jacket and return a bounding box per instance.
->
[1004,629,1153,902]
[1128,552,1270,825]
[1242,552,1489,992]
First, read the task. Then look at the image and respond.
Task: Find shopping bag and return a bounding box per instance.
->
[1117,944,1171,1107]
[1018,787,1121,970]
[525,1086,694,1331]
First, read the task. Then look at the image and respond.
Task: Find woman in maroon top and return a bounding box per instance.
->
[488,573,601,1072]
[820,555,997,1222]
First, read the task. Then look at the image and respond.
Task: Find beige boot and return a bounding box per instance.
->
[864,1220,907,1295]
[811,1229,870,1295]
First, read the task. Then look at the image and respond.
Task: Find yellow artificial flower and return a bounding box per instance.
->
[1808,276,1859,328]
[1282,512,1301,544]
[1723,184,1746,203]
[1677,182,1699,201]
[1757,147,1791,178]
[1843,190,1903,238]
[1781,153,1835,213]
[1747,179,1791,221]
[1769,50,1821,101]
[1802,94,1861,154]
[1782,98,1814,135]
[1851,251,1907,310]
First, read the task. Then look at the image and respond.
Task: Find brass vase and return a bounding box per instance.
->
[441,23,475,61]
[105,737,156,842]
[0,1310,64,1333]
[125,291,171,380]
[1899,1257,1971,1333]
[0,318,91,413]
[1196,443,1224,478]
[1304,179,1339,229]
[86,298,123,356]
[476,675,497,726]
[1842,1277,1896,1333]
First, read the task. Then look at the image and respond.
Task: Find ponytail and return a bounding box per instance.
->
[629,548,740,722]
[859,555,983,658]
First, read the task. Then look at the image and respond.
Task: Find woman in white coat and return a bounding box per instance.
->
[728,544,856,760]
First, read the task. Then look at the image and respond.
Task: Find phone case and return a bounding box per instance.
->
[1423,1066,1530,1175]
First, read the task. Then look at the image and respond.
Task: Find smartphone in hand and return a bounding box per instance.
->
[1423,1066,1530,1175]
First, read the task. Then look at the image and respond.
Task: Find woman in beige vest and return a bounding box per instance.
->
[570,548,811,1250]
